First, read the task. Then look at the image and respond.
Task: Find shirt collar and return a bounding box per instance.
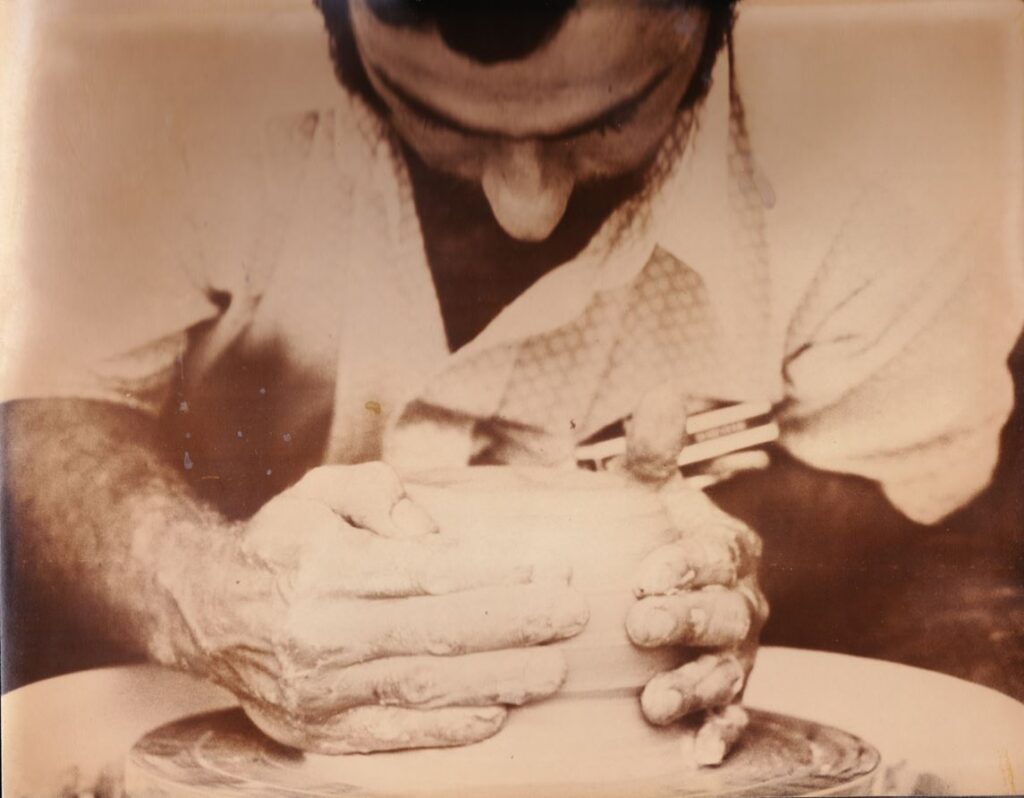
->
[329,56,739,363]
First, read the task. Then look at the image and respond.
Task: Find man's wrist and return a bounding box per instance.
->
[128,496,239,676]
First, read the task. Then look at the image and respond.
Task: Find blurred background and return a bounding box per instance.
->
[1,0,1022,697]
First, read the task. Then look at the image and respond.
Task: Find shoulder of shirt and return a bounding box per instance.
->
[256,90,399,193]
[733,21,996,306]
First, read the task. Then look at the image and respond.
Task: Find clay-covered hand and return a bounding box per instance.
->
[622,383,769,766]
[157,462,588,754]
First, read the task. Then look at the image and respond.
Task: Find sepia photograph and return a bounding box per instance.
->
[1,0,1023,795]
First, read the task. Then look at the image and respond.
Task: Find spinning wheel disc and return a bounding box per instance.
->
[126,700,880,797]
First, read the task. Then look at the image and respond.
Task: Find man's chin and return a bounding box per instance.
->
[400,142,659,263]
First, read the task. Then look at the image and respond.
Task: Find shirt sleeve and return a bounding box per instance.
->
[0,105,321,417]
[778,181,1024,525]
[0,217,221,416]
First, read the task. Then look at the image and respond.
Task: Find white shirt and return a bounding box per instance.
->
[4,57,1021,524]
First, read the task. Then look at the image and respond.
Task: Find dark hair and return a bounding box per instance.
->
[360,0,577,64]
[314,0,739,115]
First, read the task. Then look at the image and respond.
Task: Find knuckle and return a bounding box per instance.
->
[269,648,308,708]
[217,646,296,711]
[395,664,442,706]
[699,516,762,577]
[276,674,306,716]
[305,464,334,479]
[294,465,338,496]
[241,700,310,749]
[426,636,465,656]
[737,524,763,562]
[699,540,739,586]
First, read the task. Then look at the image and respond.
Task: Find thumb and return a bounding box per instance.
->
[626,379,689,484]
[379,496,439,540]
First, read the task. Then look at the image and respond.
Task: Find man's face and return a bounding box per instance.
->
[350,1,709,242]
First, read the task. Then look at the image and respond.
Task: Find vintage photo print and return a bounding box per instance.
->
[2,0,1023,795]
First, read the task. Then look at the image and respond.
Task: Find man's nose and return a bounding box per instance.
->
[481,142,574,242]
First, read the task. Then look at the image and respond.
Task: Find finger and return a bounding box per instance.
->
[290,462,438,538]
[297,529,572,598]
[242,700,507,754]
[297,648,568,714]
[692,705,750,767]
[627,587,752,648]
[658,477,763,568]
[659,475,762,553]
[294,584,589,664]
[389,496,439,538]
[634,538,739,596]
[658,474,727,530]
[703,450,770,477]
[625,379,690,483]
[640,653,746,726]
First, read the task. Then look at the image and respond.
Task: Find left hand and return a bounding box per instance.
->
[621,383,769,766]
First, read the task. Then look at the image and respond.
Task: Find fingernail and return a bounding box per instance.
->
[473,706,507,724]
[461,707,508,741]
[724,662,746,701]
[391,498,438,537]
[552,590,589,636]
[694,704,748,766]
[526,649,570,697]
[636,561,678,596]
[641,683,684,725]
[693,731,727,767]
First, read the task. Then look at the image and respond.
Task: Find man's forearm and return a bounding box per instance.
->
[2,398,230,686]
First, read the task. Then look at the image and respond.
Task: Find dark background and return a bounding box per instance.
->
[714,332,1024,702]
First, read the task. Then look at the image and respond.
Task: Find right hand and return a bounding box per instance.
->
[158,462,588,754]
[619,382,768,766]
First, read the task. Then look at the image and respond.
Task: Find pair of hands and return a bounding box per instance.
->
[162,390,766,761]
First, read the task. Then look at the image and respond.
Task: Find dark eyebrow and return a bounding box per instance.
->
[372,65,672,143]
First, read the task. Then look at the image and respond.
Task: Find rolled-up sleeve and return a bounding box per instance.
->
[779,182,1023,524]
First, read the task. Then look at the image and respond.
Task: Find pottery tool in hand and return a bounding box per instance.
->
[575,401,779,489]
